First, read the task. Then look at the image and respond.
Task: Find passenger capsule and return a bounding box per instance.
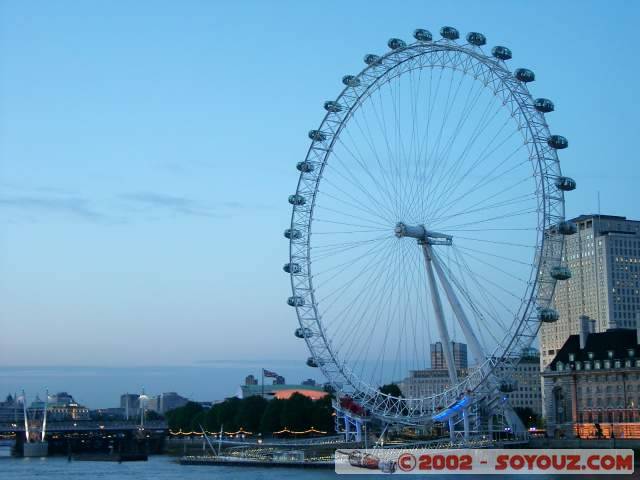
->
[388,38,406,50]
[287,296,305,307]
[283,263,301,274]
[550,266,572,281]
[308,130,327,142]
[284,228,302,240]
[342,75,361,87]
[294,327,313,339]
[413,29,433,42]
[306,357,319,368]
[515,68,535,83]
[548,135,568,150]
[288,194,306,206]
[364,54,381,65]
[534,98,554,113]
[538,307,560,323]
[324,100,343,113]
[491,46,512,61]
[466,32,486,46]
[440,26,459,40]
[557,221,578,236]
[555,176,576,191]
[296,161,315,173]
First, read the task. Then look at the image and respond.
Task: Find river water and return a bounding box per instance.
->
[0,454,340,479]
[1,452,638,479]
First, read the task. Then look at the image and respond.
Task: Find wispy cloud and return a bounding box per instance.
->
[0,195,107,222]
[119,192,221,218]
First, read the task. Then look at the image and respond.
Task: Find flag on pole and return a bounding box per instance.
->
[263,369,279,378]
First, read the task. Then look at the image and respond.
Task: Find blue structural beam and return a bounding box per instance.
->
[431,395,471,422]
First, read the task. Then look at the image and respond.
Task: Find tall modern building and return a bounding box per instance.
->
[431,341,468,370]
[540,214,640,368]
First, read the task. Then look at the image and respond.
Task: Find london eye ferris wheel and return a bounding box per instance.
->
[285,26,576,426]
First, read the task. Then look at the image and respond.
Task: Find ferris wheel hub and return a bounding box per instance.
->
[394,222,453,245]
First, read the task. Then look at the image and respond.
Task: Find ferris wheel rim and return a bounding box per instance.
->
[287,35,566,422]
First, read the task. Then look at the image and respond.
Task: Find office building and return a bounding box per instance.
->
[495,348,543,416]
[431,341,468,370]
[540,214,640,368]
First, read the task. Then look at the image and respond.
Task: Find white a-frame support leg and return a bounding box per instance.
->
[422,243,458,385]
[429,250,485,367]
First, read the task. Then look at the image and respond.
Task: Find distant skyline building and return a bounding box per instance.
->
[399,368,468,399]
[120,393,140,420]
[431,341,468,370]
[495,348,543,417]
[540,214,640,368]
[245,374,258,386]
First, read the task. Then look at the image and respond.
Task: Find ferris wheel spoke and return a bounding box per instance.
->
[429,192,537,226]
[437,207,539,231]
[328,247,397,344]
[413,66,440,223]
[347,113,399,208]
[453,245,530,286]
[313,228,393,235]
[387,74,404,212]
[358,88,402,216]
[336,132,398,217]
[324,240,398,336]
[421,84,500,218]
[419,68,462,216]
[406,75,487,222]
[427,125,522,222]
[421,75,493,218]
[430,175,534,227]
[341,242,403,380]
[371,237,407,386]
[314,237,394,291]
[453,235,535,249]
[315,196,390,229]
[401,68,424,223]
[312,236,390,263]
[448,247,518,322]
[428,140,527,221]
[328,151,397,222]
[314,218,390,230]
[440,249,509,345]
[312,235,390,253]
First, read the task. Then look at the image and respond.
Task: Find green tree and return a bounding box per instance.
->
[260,398,284,434]
[165,401,203,431]
[310,394,335,433]
[379,383,403,397]
[235,395,268,432]
[280,393,314,431]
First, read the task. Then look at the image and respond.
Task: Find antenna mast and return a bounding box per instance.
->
[41,389,48,442]
[22,390,30,444]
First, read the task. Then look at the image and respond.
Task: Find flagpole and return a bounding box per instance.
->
[261,369,264,398]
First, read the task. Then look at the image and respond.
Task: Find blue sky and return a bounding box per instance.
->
[1,0,639,367]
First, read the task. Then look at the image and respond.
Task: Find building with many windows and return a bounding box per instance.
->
[399,367,468,399]
[543,323,640,439]
[494,348,543,417]
[540,214,640,368]
[431,341,468,370]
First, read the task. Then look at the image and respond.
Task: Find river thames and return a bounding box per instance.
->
[1,454,341,479]
[2,454,639,479]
